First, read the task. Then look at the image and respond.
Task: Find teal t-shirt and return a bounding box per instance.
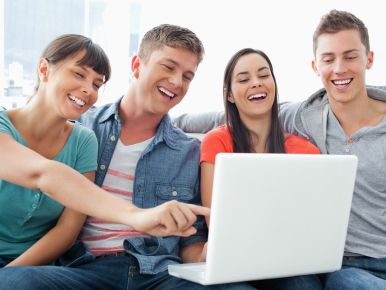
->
[0,110,98,259]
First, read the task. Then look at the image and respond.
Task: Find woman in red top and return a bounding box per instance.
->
[200,48,320,226]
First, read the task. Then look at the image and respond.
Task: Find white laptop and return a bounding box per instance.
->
[168,153,358,285]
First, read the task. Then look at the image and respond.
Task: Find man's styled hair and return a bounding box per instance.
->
[313,10,370,55]
[138,24,204,63]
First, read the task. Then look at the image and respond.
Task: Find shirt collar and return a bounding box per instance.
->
[97,97,180,150]
[98,97,122,123]
[151,114,180,150]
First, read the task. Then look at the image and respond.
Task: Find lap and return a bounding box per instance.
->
[1,258,256,290]
[134,270,257,290]
[251,274,323,290]
[0,255,130,290]
[325,267,386,290]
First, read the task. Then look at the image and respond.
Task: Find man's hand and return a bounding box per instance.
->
[130,200,210,237]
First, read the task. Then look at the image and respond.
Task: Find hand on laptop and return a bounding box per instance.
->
[129,201,210,237]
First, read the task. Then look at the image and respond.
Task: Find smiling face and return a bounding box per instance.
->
[38,50,105,119]
[131,46,199,116]
[228,53,276,121]
[312,29,374,106]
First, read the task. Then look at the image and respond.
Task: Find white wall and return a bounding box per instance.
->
[140,0,386,116]
[3,1,384,112]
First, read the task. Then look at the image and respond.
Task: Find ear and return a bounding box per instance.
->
[366,51,374,69]
[227,94,235,103]
[311,59,320,76]
[131,55,141,79]
[38,58,49,82]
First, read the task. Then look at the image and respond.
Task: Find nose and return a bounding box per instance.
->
[168,73,183,88]
[81,81,94,96]
[333,58,347,74]
[251,77,262,88]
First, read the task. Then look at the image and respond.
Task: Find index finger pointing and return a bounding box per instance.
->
[186,204,211,216]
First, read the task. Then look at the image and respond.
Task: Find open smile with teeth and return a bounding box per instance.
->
[68,95,86,107]
[332,78,353,86]
[248,93,267,101]
[158,86,176,99]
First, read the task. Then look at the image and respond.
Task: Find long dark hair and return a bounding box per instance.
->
[223,48,285,153]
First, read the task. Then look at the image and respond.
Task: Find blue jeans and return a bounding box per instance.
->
[250,256,386,290]
[324,256,386,290]
[0,254,256,290]
[249,274,323,290]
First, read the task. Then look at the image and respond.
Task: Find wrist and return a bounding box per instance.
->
[119,203,141,228]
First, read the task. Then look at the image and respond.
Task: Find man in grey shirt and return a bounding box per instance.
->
[174,10,386,290]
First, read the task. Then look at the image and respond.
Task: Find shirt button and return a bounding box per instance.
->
[100,164,106,170]
[110,135,116,142]
[345,148,350,153]
[32,204,37,209]
[171,191,178,197]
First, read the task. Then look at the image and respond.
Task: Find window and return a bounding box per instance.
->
[2,0,141,109]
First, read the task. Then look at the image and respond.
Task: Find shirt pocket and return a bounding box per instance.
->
[155,184,194,203]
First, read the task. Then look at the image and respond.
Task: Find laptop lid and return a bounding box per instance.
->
[203,153,357,284]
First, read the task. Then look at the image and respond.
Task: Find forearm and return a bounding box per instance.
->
[36,160,137,225]
[180,242,206,263]
[6,215,85,267]
[172,112,225,133]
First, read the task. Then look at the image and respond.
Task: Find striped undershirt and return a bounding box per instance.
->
[80,137,154,256]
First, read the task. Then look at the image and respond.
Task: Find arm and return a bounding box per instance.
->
[0,133,209,237]
[172,112,225,134]
[180,242,206,263]
[190,162,215,263]
[5,174,92,267]
[279,101,302,135]
[200,162,215,226]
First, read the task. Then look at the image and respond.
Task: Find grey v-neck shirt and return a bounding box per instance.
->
[326,108,386,257]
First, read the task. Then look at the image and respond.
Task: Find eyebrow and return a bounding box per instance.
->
[164,58,196,78]
[235,66,269,77]
[320,49,360,57]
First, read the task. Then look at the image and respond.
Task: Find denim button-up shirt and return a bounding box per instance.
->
[80,98,207,274]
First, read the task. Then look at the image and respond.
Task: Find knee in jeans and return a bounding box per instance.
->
[325,268,377,290]
[0,266,50,290]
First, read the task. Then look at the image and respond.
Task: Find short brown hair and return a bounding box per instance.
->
[138,24,204,63]
[313,10,370,55]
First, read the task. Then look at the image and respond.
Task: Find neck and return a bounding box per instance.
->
[119,90,164,145]
[329,93,386,136]
[15,95,68,140]
[239,112,271,153]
